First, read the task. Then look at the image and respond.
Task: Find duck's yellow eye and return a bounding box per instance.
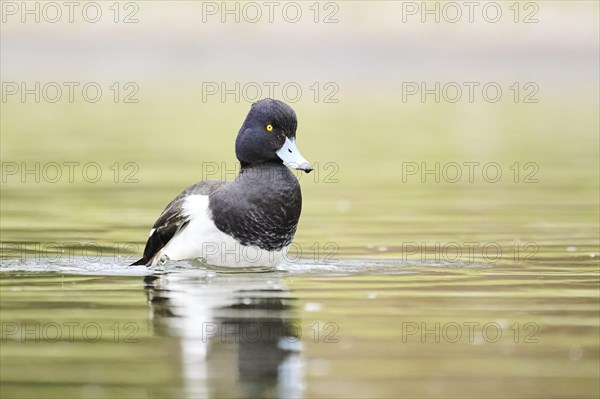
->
[266,124,273,132]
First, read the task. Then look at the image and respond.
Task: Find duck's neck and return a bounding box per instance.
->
[239,160,283,170]
[236,160,298,188]
[238,160,288,177]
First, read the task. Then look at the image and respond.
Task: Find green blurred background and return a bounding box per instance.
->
[1,1,598,258]
[1,2,599,398]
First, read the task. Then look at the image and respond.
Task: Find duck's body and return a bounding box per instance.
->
[132,99,311,267]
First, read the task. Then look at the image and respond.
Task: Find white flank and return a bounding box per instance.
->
[153,195,286,267]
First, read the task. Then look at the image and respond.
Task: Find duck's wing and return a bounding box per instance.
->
[131,180,226,266]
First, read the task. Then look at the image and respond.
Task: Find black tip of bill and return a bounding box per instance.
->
[297,162,313,173]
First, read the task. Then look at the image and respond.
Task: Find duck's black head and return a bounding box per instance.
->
[235,98,312,173]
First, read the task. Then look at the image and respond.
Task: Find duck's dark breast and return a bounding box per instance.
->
[209,163,302,251]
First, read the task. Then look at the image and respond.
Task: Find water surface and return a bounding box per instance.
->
[1,21,599,396]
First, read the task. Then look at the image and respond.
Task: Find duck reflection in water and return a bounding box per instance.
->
[144,272,304,399]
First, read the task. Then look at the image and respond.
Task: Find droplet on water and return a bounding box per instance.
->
[304,303,323,312]
[335,199,350,213]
